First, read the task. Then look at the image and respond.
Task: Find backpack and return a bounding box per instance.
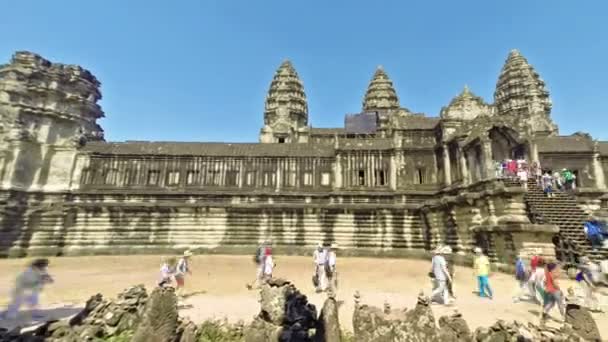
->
[254,247,262,263]
[564,171,574,181]
[585,221,601,238]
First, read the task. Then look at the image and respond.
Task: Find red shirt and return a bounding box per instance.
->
[545,269,558,293]
[530,256,539,271]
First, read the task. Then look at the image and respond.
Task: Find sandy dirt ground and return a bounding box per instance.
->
[1,255,607,337]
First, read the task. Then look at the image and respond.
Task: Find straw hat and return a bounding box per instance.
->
[183,250,193,257]
[433,246,444,254]
[330,243,338,249]
[441,246,453,255]
[473,247,482,254]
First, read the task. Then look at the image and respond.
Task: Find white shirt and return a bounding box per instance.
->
[263,255,274,275]
[328,251,336,268]
[313,249,326,265]
[517,170,528,182]
[532,268,545,288]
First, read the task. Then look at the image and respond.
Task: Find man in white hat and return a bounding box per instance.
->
[175,250,193,297]
[442,245,456,300]
[431,246,452,305]
[473,247,493,299]
[313,242,327,292]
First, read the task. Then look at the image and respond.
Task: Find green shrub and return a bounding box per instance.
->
[198,319,244,342]
[104,330,134,342]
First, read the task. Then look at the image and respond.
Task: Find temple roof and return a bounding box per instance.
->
[494,49,552,116]
[337,138,393,150]
[440,85,491,120]
[264,60,308,119]
[83,141,334,157]
[393,115,439,130]
[362,66,400,112]
[536,135,594,153]
[598,142,608,156]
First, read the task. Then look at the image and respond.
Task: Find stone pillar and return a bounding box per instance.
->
[481,138,494,180]
[333,154,343,189]
[458,145,469,185]
[442,144,452,186]
[529,141,539,163]
[275,161,282,192]
[592,151,606,189]
[389,153,397,190]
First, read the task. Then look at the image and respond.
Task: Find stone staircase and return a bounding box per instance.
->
[523,179,608,262]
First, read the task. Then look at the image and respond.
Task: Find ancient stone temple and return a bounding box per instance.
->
[1,50,607,267]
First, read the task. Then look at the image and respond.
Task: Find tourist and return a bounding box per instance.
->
[583,218,606,251]
[575,256,601,311]
[1,258,54,321]
[262,246,275,282]
[541,171,553,197]
[513,254,529,302]
[326,243,338,293]
[247,241,268,290]
[442,245,456,300]
[562,168,575,192]
[430,246,452,305]
[473,247,493,299]
[553,170,563,191]
[529,257,546,306]
[517,165,529,190]
[313,242,327,292]
[158,256,177,287]
[542,262,565,322]
[175,250,193,297]
[494,161,503,178]
[531,161,542,186]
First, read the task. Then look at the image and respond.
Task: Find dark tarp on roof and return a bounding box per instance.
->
[345,112,378,134]
[83,141,335,157]
[537,136,594,153]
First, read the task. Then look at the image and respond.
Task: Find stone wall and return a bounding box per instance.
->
[0,191,425,257]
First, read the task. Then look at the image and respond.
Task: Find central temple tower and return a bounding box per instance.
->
[259,60,310,143]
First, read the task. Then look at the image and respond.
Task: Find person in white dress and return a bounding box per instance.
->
[326,243,338,293]
[313,242,327,292]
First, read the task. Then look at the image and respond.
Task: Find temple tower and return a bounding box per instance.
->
[494,49,557,136]
[0,51,104,191]
[259,60,309,143]
[362,66,400,112]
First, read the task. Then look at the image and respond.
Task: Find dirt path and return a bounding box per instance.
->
[1,255,606,336]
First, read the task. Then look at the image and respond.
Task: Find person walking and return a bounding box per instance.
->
[541,171,554,197]
[431,246,452,305]
[326,243,338,293]
[175,250,193,297]
[1,259,54,321]
[313,242,327,292]
[473,247,493,299]
[247,241,269,290]
[262,246,275,282]
[529,257,546,306]
[442,246,456,300]
[158,256,177,287]
[513,254,529,302]
[575,256,601,311]
[542,262,565,322]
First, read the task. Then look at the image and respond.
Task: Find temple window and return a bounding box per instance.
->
[103,168,118,185]
[147,170,160,185]
[206,169,220,185]
[186,170,199,185]
[123,169,133,185]
[278,137,285,143]
[286,171,297,187]
[321,172,331,186]
[167,170,180,186]
[374,169,386,186]
[263,171,276,187]
[415,168,426,184]
[226,170,239,186]
[303,172,313,186]
[80,168,92,184]
[358,170,365,186]
[245,171,256,186]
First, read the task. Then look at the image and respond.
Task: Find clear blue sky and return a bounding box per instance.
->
[1,1,607,142]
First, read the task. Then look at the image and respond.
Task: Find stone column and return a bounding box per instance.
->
[275,161,282,192]
[481,138,494,180]
[442,143,452,186]
[389,153,397,190]
[529,141,539,163]
[592,150,607,189]
[458,144,469,185]
[333,154,343,189]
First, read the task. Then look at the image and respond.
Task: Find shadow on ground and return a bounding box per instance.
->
[0,306,83,331]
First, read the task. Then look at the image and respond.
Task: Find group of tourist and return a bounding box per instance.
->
[157,250,193,297]
[512,253,607,322]
[430,246,492,306]
[492,158,578,197]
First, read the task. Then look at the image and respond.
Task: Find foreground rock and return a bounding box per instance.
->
[132,287,179,342]
[244,278,319,342]
[352,291,598,342]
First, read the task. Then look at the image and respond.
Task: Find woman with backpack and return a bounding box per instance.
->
[512,254,529,302]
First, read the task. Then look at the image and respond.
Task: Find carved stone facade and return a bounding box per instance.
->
[1,50,607,263]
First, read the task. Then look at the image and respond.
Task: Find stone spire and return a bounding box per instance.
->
[440,85,491,121]
[362,66,400,112]
[494,49,556,134]
[264,60,308,127]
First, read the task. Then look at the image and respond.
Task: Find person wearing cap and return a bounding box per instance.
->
[441,246,456,300]
[431,246,452,305]
[542,261,565,321]
[175,250,193,297]
[473,247,493,299]
[1,258,54,320]
[313,242,327,292]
